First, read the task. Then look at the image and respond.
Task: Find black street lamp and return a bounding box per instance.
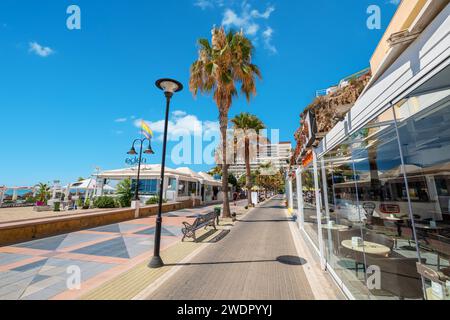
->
[127,138,155,201]
[149,78,183,269]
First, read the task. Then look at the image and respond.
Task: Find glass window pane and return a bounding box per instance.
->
[322,138,369,299]
[350,107,423,300]
[302,164,320,248]
[395,87,450,300]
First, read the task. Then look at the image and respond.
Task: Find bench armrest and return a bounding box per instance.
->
[182,221,194,229]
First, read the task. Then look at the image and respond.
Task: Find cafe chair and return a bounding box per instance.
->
[364,232,395,253]
[365,255,426,300]
[427,234,450,270]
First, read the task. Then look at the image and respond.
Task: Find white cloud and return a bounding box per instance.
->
[115,118,127,123]
[194,0,230,10]
[28,41,54,57]
[250,6,275,19]
[196,1,277,54]
[172,110,187,118]
[262,27,277,54]
[194,0,214,10]
[221,3,272,37]
[134,111,220,142]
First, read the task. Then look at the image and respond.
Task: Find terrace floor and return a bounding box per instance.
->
[0,202,245,300]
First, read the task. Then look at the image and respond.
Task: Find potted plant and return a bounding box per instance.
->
[54,202,61,212]
[33,183,52,211]
[35,183,51,206]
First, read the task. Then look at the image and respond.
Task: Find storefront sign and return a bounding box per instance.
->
[125,157,147,166]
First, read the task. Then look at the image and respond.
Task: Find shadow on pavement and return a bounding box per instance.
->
[238,219,293,223]
[208,229,230,243]
[260,205,285,209]
[164,255,307,267]
[277,255,307,266]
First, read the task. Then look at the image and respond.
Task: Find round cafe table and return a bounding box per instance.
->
[341,240,391,256]
[415,224,446,231]
[309,215,327,221]
[321,224,349,231]
[381,216,405,237]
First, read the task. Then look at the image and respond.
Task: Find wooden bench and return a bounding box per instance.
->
[182,212,217,242]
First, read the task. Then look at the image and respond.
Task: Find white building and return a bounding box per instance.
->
[228,142,292,177]
[288,1,450,300]
[96,165,228,205]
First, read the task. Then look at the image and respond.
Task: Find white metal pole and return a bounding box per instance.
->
[288,178,294,211]
[296,167,304,230]
[313,149,326,270]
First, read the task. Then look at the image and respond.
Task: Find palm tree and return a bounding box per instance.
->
[208,165,222,177]
[116,178,133,208]
[231,113,265,206]
[36,183,51,205]
[190,27,262,218]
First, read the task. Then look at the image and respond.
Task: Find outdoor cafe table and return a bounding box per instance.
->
[321,224,349,231]
[309,215,327,221]
[381,216,406,238]
[341,240,391,256]
[415,224,447,231]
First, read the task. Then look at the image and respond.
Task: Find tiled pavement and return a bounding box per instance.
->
[144,197,344,300]
[0,202,244,300]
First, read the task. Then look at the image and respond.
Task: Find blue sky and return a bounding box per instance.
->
[0,0,398,186]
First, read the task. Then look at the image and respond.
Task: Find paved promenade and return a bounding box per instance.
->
[0,202,245,300]
[142,197,343,300]
[0,198,343,300]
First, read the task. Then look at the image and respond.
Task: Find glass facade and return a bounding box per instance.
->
[295,72,450,300]
[131,179,159,195]
[302,164,320,248]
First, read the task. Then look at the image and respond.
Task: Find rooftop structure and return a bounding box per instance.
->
[97,165,227,205]
[228,142,292,178]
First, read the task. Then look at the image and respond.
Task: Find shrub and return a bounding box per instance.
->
[116,178,133,208]
[146,196,167,205]
[25,197,36,204]
[54,202,61,212]
[76,198,84,208]
[93,196,117,208]
[83,198,90,210]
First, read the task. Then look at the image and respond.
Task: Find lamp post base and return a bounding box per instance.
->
[148,255,164,269]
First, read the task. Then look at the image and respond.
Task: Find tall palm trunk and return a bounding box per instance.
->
[244,136,252,206]
[220,112,231,218]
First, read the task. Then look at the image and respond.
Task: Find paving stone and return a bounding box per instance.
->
[145,198,316,300]
[14,235,67,251]
[72,237,130,259]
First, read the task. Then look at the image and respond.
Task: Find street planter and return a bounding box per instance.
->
[33,205,52,212]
